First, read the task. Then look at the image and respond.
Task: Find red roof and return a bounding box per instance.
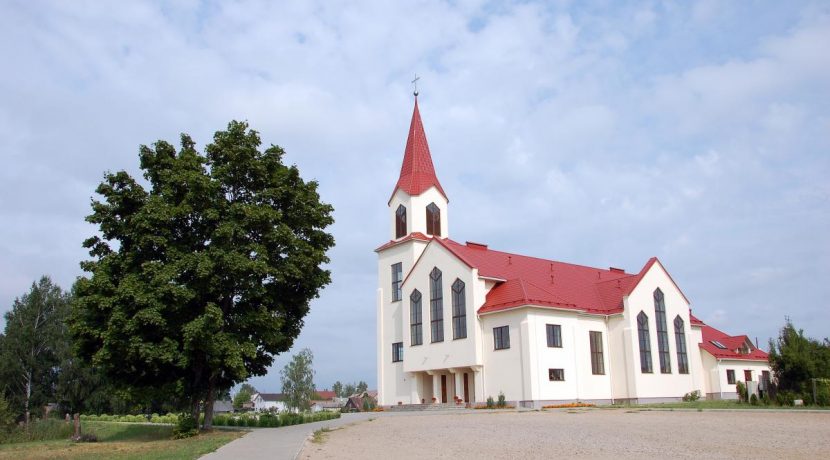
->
[389,98,448,203]
[375,232,430,252]
[430,238,644,315]
[699,323,769,361]
[314,390,337,400]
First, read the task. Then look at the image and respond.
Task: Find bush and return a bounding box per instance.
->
[762,393,771,406]
[172,414,199,439]
[486,396,495,409]
[736,381,747,403]
[497,392,506,408]
[0,418,74,443]
[682,390,701,402]
[750,394,759,405]
[0,394,15,433]
[776,390,796,406]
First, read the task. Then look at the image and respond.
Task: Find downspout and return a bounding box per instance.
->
[606,315,615,405]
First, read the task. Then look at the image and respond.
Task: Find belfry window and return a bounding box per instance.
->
[654,288,672,374]
[429,267,444,343]
[426,203,441,236]
[395,205,407,239]
[637,311,653,373]
[674,316,689,374]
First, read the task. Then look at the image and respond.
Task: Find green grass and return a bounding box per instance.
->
[0,421,244,459]
[608,400,829,410]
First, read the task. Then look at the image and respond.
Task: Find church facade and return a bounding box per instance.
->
[376,98,769,407]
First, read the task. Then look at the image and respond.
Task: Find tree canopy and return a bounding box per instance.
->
[281,348,316,412]
[768,319,830,400]
[71,121,334,428]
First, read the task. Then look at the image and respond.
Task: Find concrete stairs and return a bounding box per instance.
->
[386,403,469,412]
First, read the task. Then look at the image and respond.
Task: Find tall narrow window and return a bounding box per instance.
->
[451,279,466,339]
[546,324,562,348]
[395,205,407,239]
[430,267,443,343]
[727,369,736,384]
[426,203,441,236]
[674,316,689,374]
[637,311,653,373]
[392,342,403,362]
[589,331,605,375]
[391,263,402,301]
[654,288,671,373]
[494,326,510,350]
[410,290,422,346]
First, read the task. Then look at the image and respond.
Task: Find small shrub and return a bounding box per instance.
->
[776,390,796,406]
[750,394,759,405]
[762,394,771,406]
[736,381,747,403]
[497,392,506,408]
[172,414,199,439]
[486,396,495,409]
[226,417,237,427]
[682,390,701,402]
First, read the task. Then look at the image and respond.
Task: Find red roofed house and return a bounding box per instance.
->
[376,97,769,406]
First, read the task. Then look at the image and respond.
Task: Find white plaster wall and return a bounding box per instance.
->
[389,187,448,240]
[623,262,698,399]
[689,325,706,394]
[701,351,721,396]
[607,315,631,400]
[571,315,613,400]
[376,239,428,405]
[401,242,480,374]
[714,359,771,398]
[479,309,527,401]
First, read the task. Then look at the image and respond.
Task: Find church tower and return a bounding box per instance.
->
[387,97,449,240]
[376,96,448,405]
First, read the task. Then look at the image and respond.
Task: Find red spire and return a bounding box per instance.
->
[390,97,448,203]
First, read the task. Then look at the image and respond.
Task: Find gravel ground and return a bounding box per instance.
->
[300,409,830,459]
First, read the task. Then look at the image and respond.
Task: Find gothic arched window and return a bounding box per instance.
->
[637,311,653,373]
[410,290,422,346]
[429,267,444,342]
[674,315,689,374]
[395,205,407,239]
[426,203,441,237]
[654,288,671,373]
[451,279,466,339]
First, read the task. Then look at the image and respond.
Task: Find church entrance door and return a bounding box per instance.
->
[463,373,469,402]
[441,375,447,403]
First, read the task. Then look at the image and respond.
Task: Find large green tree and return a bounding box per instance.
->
[71,121,334,428]
[232,383,257,410]
[768,319,830,397]
[0,277,69,425]
[280,348,316,412]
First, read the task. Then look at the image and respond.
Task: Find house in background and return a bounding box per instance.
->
[700,324,770,399]
[376,96,770,407]
[251,393,286,412]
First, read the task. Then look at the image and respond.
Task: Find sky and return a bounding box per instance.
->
[1,0,828,394]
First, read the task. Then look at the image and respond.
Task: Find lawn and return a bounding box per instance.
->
[0,421,245,460]
[606,399,828,410]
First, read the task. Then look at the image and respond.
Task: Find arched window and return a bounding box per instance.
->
[452,279,466,339]
[410,290,422,346]
[426,203,441,236]
[654,288,671,373]
[637,311,653,373]
[395,205,407,239]
[674,316,689,374]
[429,267,444,342]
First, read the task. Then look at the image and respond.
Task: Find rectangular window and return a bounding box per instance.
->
[494,326,510,350]
[589,331,605,375]
[549,368,565,381]
[744,370,753,382]
[392,342,403,362]
[546,324,562,348]
[727,369,736,384]
[391,263,403,302]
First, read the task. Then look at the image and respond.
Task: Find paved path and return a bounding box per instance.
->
[200,413,378,460]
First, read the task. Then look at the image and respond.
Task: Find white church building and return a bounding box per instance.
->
[376,98,770,407]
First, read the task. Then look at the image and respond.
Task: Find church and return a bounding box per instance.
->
[375,97,770,407]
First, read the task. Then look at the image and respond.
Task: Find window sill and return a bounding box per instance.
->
[453,337,467,341]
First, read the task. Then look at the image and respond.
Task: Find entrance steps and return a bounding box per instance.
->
[386,403,469,412]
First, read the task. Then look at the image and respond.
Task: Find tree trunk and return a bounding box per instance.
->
[190,395,201,426]
[73,413,81,439]
[24,371,32,427]
[202,376,217,430]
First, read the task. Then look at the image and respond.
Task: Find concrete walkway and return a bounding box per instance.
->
[200,413,378,460]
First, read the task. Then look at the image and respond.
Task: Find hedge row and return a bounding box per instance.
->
[80,410,341,428]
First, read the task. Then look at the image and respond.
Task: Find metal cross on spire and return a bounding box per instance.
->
[412,74,420,97]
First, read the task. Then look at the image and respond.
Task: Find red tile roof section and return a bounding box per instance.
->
[434,239,637,315]
[389,98,448,203]
[699,323,769,361]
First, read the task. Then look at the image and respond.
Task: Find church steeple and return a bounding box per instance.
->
[389,97,448,203]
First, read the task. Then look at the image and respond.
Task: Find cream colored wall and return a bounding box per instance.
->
[689,325,707,394]
[401,242,481,374]
[608,315,631,400]
[701,351,720,396]
[623,262,699,399]
[389,187,448,240]
[479,309,527,401]
[715,359,771,399]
